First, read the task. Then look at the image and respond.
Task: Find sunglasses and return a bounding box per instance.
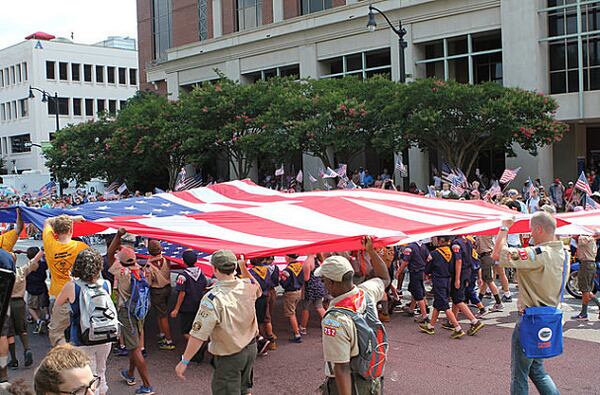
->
[59,375,100,395]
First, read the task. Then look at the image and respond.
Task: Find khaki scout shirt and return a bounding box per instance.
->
[108,261,141,309]
[321,278,385,376]
[476,236,495,255]
[577,236,597,262]
[12,260,38,298]
[145,256,171,288]
[499,241,569,311]
[189,277,261,356]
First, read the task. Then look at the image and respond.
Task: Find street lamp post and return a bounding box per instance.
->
[367,5,408,83]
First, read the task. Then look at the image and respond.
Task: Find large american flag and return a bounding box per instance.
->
[175,174,203,191]
[499,167,521,184]
[575,171,592,196]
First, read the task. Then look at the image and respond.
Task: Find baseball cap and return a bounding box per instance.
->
[211,250,237,272]
[314,255,354,282]
[116,247,136,265]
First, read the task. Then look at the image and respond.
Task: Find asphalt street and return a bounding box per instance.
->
[6,239,600,394]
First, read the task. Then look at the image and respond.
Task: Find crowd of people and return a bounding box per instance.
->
[0,169,594,395]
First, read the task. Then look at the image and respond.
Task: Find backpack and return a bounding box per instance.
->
[325,290,388,380]
[75,279,119,346]
[127,271,151,321]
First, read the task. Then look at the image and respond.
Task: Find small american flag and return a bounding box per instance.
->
[275,165,284,177]
[499,167,521,184]
[38,181,57,197]
[484,181,501,200]
[335,164,347,178]
[585,195,598,210]
[450,177,464,196]
[175,168,187,191]
[527,177,536,198]
[105,180,120,193]
[176,174,203,191]
[321,167,339,179]
[575,171,592,196]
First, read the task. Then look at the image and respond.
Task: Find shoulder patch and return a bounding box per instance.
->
[207,293,216,301]
[403,248,412,256]
[192,321,202,331]
[176,275,186,285]
[322,317,342,328]
[534,247,543,255]
[323,327,337,337]
[451,244,461,253]
[201,298,215,310]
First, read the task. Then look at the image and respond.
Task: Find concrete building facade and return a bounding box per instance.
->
[137,0,600,188]
[0,35,139,173]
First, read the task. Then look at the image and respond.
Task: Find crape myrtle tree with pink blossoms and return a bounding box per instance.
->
[374,79,568,177]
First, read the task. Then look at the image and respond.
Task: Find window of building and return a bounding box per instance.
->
[107,66,115,83]
[118,67,127,84]
[72,63,80,81]
[84,64,92,82]
[236,0,262,31]
[22,62,27,81]
[198,0,209,40]
[301,0,332,15]
[73,98,82,116]
[18,99,28,118]
[48,97,69,115]
[119,100,128,110]
[85,99,94,116]
[0,70,3,88]
[46,61,56,79]
[11,101,17,119]
[243,64,300,82]
[59,62,68,80]
[6,102,11,120]
[3,68,8,86]
[545,1,600,93]
[152,0,172,60]
[16,64,21,83]
[129,69,137,85]
[97,99,105,113]
[0,104,5,121]
[108,100,117,114]
[10,66,15,84]
[96,65,104,83]
[11,134,31,153]
[415,30,503,85]
[320,49,391,79]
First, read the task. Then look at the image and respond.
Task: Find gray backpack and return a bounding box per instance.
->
[74,279,119,345]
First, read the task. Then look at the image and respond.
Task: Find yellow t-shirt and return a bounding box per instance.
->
[0,230,19,252]
[43,225,88,297]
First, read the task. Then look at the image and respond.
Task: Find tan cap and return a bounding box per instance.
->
[116,246,136,265]
[314,255,354,282]
[211,250,237,272]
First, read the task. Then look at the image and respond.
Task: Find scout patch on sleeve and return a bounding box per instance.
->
[323,326,337,337]
[192,321,202,331]
[518,249,530,261]
[201,299,215,310]
[452,244,461,254]
[510,250,520,261]
[176,275,186,286]
[403,248,412,256]
[322,317,341,328]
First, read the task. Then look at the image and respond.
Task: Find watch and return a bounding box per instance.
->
[500,226,509,232]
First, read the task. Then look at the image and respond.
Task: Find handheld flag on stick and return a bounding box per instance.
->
[321,167,339,179]
[499,167,521,184]
[575,171,592,196]
[296,170,303,183]
[275,165,285,177]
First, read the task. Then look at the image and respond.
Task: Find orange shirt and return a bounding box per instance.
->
[0,230,19,252]
[43,225,88,297]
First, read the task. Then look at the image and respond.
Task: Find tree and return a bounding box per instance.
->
[380,79,568,176]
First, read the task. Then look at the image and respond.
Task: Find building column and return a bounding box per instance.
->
[408,147,429,191]
[273,0,284,22]
[299,44,318,78]
[166,72,180,101]
[501,0,552,186]
[212,0,223,38]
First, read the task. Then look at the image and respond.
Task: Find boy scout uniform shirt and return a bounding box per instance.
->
[321,278,385,377]
[499,240,569,311]
[43,225,88,297]
[0,230,18,252]
[108,261,140,308]
[475,236,495,254]
[146,256,171,288]
[577,236,597,261]
[11,260,38,298]
[189,278,261,356]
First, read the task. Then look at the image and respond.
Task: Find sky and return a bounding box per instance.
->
[0,0,137,50]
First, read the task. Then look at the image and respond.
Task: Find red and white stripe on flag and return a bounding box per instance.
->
[575,171,592,196]
[499,167,520,184]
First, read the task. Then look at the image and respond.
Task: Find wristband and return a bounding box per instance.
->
[181,356,190,365]
[500,226,509,232]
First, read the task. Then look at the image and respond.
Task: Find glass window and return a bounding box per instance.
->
[129,69,137,85]
[279,64,300,78]
[9,67,15,84]
[85,99,94,116]
[97,99,105,113]
[0,70,3,87]
[84,64,92,82]
[118,67,127,84]
[119,100,128,110]
[198,0,209,40]
[0,103,5,121]
[72,63,80,81]
[73,98,82,116]
[11,134,31,153]
[18,99,28,117]
[472,32,502,52]
[447,36,467,56]
[46,61,55,79]
[107,66,115,83]
[59,62,68,80]
[108,100,117,114]
[152,0,172,60]
[16,64,21,83]
[22,62,27,81]
[301,0,332,15]
[11,102,17,119]
[320,49,391,79]
[96,66,104,83]
[237,0,262,31]
[474,53,503,84]
[366,49,391,69]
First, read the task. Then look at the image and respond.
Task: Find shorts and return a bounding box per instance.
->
[300,298,324,311]
[480,255,495,283]
[118,307,143,350]
[578,261,597,293]
[150,285,171,317]
[255,295,267,324]
[451,277,470,304]
[211,340,257,395]
[48,301,71,347]
[408,271,425,301]
[282,290,302,318]
[8,298,26,337]
[179,311,196,335]
[432,277,450,311]
[264,288,276,324]
[27,292,49,310]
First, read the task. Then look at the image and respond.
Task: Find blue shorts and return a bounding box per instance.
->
[408,271,425,301]
[432,277,450,311]
[451,276,471,304]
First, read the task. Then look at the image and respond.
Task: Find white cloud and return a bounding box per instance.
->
[0,0,137,50]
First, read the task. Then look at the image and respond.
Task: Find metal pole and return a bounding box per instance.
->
[398,37,407,83]
[54,92,59,132]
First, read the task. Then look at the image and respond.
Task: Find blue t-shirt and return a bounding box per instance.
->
[425,247,452,279]
[401,242,429,272]
[26,258,48,295]
[175,267,207,313]
[0,249,15,272]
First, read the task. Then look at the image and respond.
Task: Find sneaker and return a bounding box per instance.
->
[289,335,302,344]
[418,324,434,335]
[0,366,7,383]
[159,341,176,351]
[141,348,148,358]
[120,369,136,386]
[501,295,513,303]
[491,303,504,312]
[33,320,43,335]
[257,337,270,356]
[115,346,129,357]
[268,341,278,351]
[134,385,155,395]
[24,350,33,367]
[299,326,307,335]
[157,335,166,345]
[8,360,18,370]
[379,312,391,322]
[441,321,454,331]
[414,315,429,324]
[450,329,466,339]
[476,308,489,318]
[467,321,485,336]
[571,313,589,321]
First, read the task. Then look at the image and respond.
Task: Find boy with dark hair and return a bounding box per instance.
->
[280,254,304,343]
[25,247,49,335]
[398,242,430,323]
[249,257,279,353]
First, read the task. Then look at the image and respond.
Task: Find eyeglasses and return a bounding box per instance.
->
[59,375,100,395]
